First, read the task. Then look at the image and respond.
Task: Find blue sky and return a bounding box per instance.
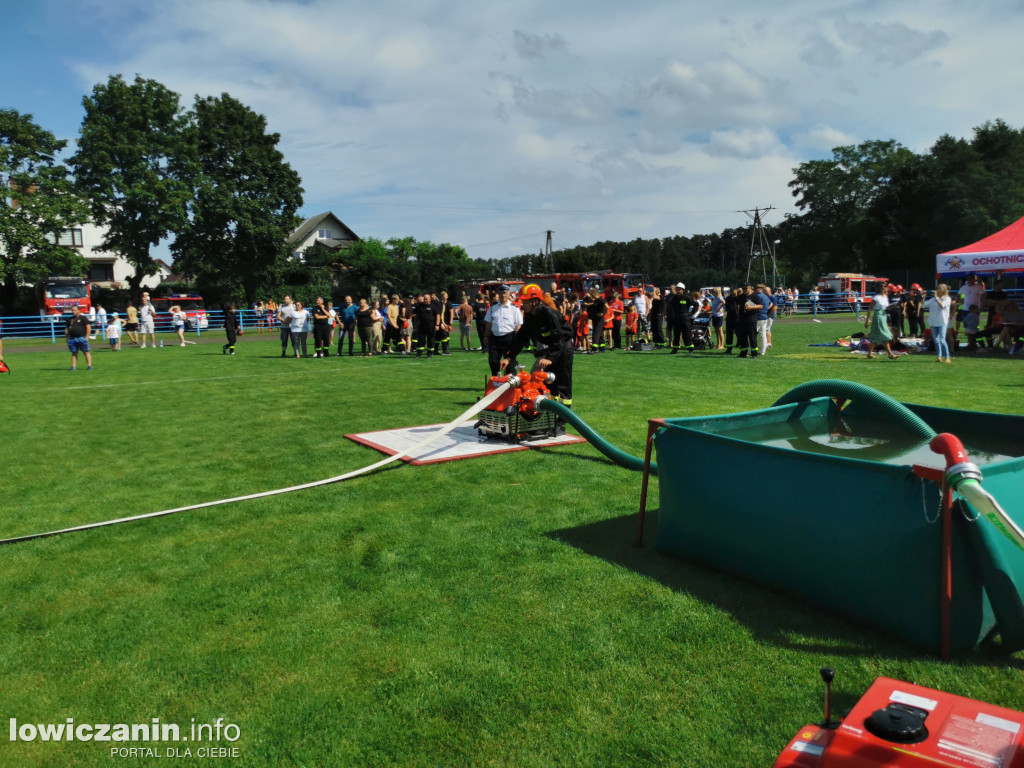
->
[3,0,1024,262]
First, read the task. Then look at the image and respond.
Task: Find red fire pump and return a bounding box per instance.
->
[475,370,564,442]
[774,668,1024,767]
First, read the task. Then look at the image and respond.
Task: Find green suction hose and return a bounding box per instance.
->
[772,379,937,440]
[538,380,933,476]
[538,398,656,474]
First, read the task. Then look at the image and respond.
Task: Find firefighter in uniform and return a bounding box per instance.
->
[501,284,576,406]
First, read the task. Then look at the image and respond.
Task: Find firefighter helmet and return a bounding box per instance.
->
[521,284,544,301]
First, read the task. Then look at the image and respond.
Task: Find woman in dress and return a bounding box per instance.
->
[865,283,897,360]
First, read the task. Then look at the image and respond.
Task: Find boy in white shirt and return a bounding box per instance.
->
[106,312,122,351]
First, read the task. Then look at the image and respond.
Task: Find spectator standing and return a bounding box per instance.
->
[413,294,438,358]
[907,286,925,337]
[252,300,265,332]
[955,275,985,333]
[385,295,402,353]
[327,300,338,348]
[65,305,93,370]
[95,304,107,340]
[171,305,187,346]
[106,312,122,351]
[710,287,725,350]
[457,295,474,351]
[633,289,649,342]
[926,284,952,363]
[87,304,98,339]
[472,292,490,352]
[724,286,741,353]
[483,286,522,373]
[338,295,357,356]
[312,297,332,357]
[736,286,758,358]
[609,291,624,349]
[649,288,665,347]
[138,296,158,348]
[372,300,385,354]
[809,286,820,320]
[277,295,295,357]
[124,301,139,345]
[290,301,309,358]
[624,301,638,348]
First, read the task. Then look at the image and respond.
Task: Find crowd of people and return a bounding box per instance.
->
[41,275,1022,372]
[862,276,1024,361]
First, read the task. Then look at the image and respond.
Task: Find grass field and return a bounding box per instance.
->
[1,317,1022,767]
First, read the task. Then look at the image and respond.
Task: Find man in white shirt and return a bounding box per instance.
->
[955,275,985,333]
[633,290,649,342]
[483,286,523,375]
[138,297,158,348]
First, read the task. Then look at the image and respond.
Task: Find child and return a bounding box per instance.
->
[575,310,591,353]
[624,300,638,349]
[106,312,122,351]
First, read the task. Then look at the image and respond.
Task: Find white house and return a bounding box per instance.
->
[61,221,169,290]
[287,212,359,260]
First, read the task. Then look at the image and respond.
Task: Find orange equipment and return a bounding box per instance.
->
[476,370,564,442]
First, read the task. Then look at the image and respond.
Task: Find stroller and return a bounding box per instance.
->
[691,316,713,351]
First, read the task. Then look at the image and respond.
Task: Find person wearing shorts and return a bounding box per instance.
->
[124,301,139,345]
[65,305,93,370]
[138,297,157,347]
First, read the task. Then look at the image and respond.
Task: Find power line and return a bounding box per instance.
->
[335,201,738,216]
[463,231,551,248]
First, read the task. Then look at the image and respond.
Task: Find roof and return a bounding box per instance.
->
[936,215,1024,275]
[287,212,360,248]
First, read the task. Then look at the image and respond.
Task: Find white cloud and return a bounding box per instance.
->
[8,0,1024,261]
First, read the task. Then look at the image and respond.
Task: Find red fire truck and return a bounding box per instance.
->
[37,276,92,316]
[600,272,646,299]
[816,273,889,312]
[524,273,603,296]
[152,294,209,330]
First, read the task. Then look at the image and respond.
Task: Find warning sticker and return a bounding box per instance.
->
[890,690,939,711]
[937,714,1015,767]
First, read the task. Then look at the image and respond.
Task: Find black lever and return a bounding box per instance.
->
[819,667,837,728]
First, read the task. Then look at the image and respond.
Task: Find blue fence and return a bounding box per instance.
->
[2,291,1021,341]
[0,310,270,341]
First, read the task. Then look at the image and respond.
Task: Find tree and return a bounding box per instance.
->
[71,75,189,299]
[0,109,90,313]
[788,140,917,271]
[171,93,303,304]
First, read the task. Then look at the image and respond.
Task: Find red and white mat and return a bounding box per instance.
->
[346,422,586,465]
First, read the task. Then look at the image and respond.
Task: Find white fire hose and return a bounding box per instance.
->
[0,379,517,546]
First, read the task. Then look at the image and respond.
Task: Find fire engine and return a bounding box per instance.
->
[37,276,92,316]
[600,272,646,299]
[524,273,602,296]
[816,273,889,308]
[151,294,209,329]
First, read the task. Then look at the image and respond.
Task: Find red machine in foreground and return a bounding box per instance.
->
[475,371,564,442]
[775,669,1024,767]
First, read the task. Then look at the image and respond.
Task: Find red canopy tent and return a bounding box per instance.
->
[936,215,1024,277]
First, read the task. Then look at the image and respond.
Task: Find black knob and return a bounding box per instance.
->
[820,667,835,684]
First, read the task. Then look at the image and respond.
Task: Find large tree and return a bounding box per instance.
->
[171,94,303,304]
[0,109,90,313]
[70,75,189,299]
[788,139,917,271]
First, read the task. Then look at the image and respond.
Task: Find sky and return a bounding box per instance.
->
[3,0,1024,264]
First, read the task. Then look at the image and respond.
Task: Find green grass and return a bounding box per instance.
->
[1,319,1022,767]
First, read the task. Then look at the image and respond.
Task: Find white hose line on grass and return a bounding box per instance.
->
[0,381,514,546]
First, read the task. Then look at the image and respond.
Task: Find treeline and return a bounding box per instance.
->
[486,119,1024,290]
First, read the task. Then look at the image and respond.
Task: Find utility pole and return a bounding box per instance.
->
[545,230,554,272]
[739,206,776,286]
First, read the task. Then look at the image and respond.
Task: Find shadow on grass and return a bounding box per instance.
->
[547,509,1024,667]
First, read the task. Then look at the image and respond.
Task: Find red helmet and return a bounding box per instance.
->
[521,284,544,301]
